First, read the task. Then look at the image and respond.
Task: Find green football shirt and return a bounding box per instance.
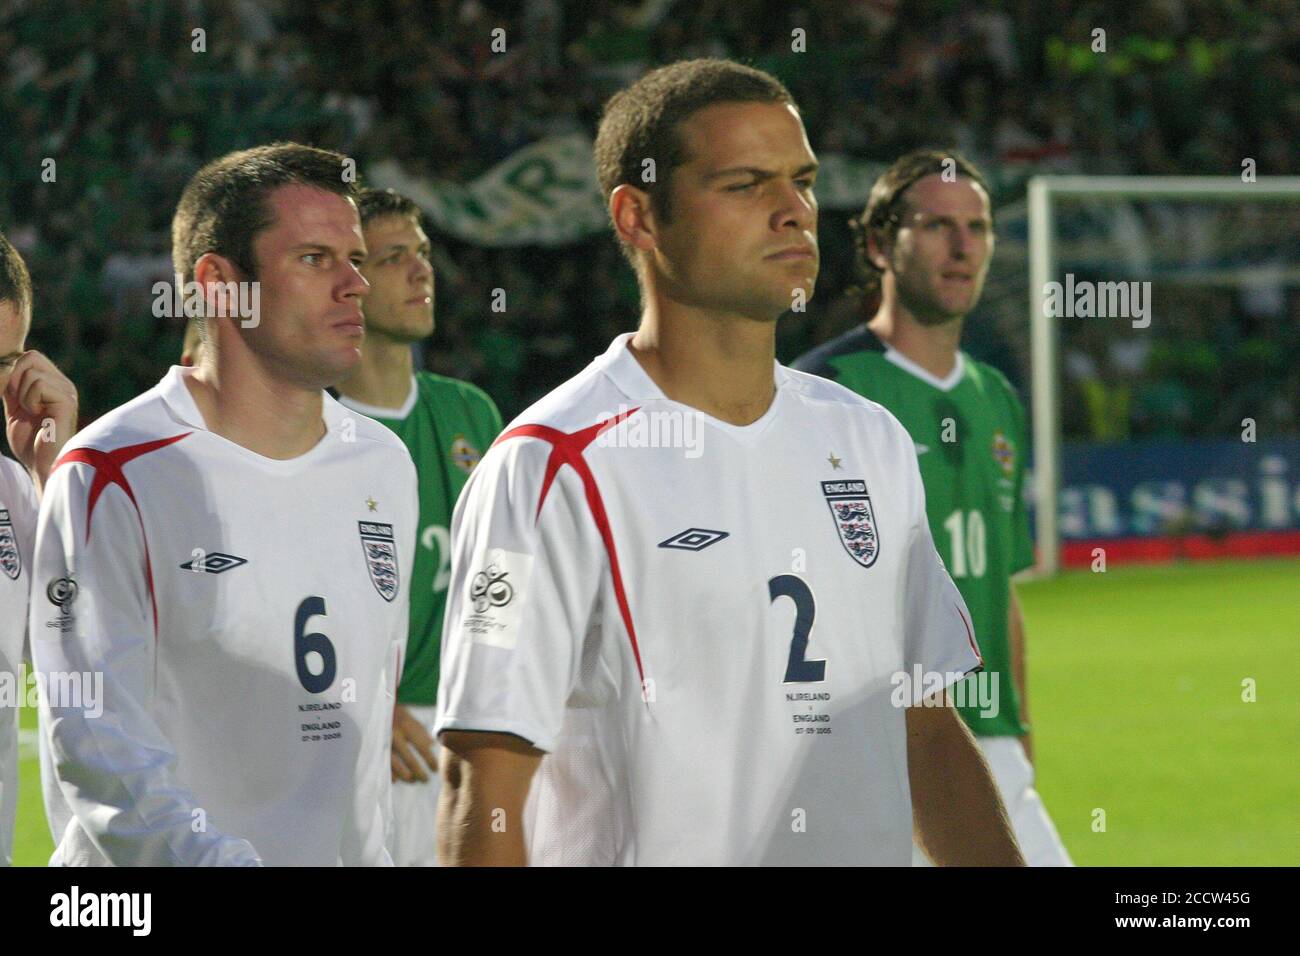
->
[338,372,503,705]
[793,326,1033,737]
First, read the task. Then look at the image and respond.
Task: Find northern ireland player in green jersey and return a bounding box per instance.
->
[794,150,1071,866]
[336,188,502,866]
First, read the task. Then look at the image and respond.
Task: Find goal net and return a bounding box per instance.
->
[1022,176,1300,574]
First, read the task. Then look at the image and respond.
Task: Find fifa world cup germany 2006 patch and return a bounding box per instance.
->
[450,434,483,474]
[358,521,400,602]
[821,479,880,569]
[460,548,533,650]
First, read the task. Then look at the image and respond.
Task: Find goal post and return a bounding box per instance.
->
[1026,175,1300,576]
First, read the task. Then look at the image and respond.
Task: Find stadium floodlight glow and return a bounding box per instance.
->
[1026,175,1300,576]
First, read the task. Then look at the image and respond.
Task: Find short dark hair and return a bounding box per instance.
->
[850,149,993,297]
[0,227,33,323]
[594,58,795,267]
[357,187,422,229]
[171,142,358,285]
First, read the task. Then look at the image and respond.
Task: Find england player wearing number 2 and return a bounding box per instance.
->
[435,60,1025,866]
[29,144,417,865]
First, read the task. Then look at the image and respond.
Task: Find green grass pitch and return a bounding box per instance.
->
[10,556,1299,866]
[1018,555,1298,866]
[14,694,51,866]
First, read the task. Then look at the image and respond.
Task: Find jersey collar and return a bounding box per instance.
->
[597,331,791,402]
[158,365,209,430]
[596,332,791,443]
[883,346,966,392]
[158,365,350,439]
[334,376,418,420]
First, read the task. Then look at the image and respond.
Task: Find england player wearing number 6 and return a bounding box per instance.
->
[434,60,1025,866]
[29,144,417,865]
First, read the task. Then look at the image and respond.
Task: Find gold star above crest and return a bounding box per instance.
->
[366,496,378,512]
[827,452,842,470]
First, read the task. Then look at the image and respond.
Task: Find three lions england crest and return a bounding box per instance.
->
[0,509,19,581]
[822,479,880,569]
[358,521,399,602]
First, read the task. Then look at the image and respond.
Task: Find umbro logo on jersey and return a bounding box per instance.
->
[0,508,20,580]
[658,528,730,552]
[179,552,248,574]
[822,479,880,568]
[914,443,930,455]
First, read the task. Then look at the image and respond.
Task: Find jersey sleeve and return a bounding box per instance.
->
[435,435,604,753]
[29,461,262,866]
[899,431,983,686]
[341,452,416,867]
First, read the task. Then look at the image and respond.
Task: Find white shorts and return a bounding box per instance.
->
[389,703,442,867]
[912,735,1073,866]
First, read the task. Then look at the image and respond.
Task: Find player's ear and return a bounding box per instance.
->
[192,252,246,335]
[610,184,657,257]
[865,228,891,272]
[193,251,241,288]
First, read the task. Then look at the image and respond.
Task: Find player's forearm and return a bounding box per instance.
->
[437,740,538,866]
[438,793,528,866]
[907,705,1024,866]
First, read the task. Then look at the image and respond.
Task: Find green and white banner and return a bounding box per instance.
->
[368,134,608,247]
[368,135,1030,247]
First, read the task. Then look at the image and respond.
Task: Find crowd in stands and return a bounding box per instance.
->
[1,0,1295,437]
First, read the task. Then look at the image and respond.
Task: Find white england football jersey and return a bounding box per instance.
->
[0,455,38,866]
[436,333,982,866]
[29,367,416,866]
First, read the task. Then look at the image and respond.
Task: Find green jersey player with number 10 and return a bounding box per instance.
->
[335,188,502,866]
[793,149,1071,866]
